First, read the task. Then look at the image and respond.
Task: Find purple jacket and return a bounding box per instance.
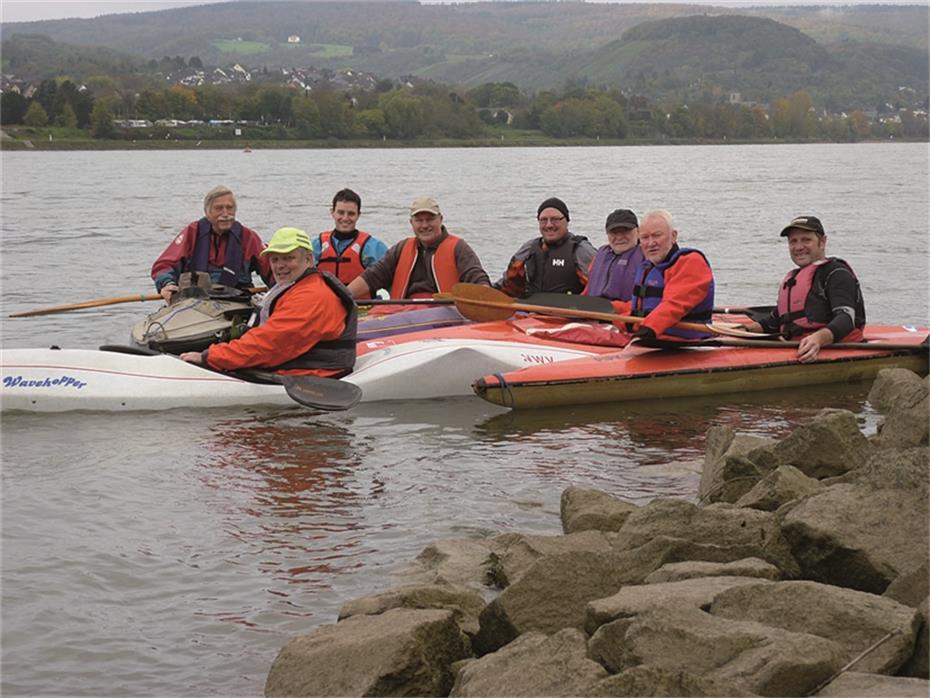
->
[584,244,644,300]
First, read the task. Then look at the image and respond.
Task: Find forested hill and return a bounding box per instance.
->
[2,1,927,111]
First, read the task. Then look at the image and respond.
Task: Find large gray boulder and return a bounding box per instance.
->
[884,562,930,679]
[593,603,844,696]
[450,628,607,697]
[560,486,639,534]
[412,538,500,591]
[613,498,800,577]
[814,671,930,697]
[867,368,927,413]
[644,558,782,584]
[873,373,929,446]
[884,562,930,608]
[338,583,487,636]
[781,447,929,593]
[748,409,875,479]
[709,580,920,675]
[699,426,776,504]
[900,598,929,679]
[265,607,471,697]
[580,665,744,697]
[734,465,822,511]
[472,550,628,655]
[487,530,615,587]
[586,576,772,634]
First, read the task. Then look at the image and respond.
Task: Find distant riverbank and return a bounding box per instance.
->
[0,127,914,151]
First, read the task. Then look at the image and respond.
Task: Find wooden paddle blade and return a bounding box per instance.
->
[713,305,776,323]
[452,299,515,322]
[706,322,781,339]
[279,375,362,411]
[451,283,518,321]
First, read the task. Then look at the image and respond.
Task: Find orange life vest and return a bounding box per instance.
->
[317,230,372,285]
[390,235,461,299]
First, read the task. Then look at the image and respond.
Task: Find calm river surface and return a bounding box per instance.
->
[1,144,928,696]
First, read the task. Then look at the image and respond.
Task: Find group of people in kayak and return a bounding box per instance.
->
[153,184,865,378]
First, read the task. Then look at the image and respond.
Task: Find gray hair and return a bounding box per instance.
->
[641,209,675,230]
[203,185,236,214]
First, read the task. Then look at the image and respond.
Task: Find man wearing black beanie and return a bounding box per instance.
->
[495,197,596,298]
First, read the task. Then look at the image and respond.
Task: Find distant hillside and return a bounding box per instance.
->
[2,2,927,111]
[1,34,144,80]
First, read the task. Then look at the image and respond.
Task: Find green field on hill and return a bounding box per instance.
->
[213,39,270,55]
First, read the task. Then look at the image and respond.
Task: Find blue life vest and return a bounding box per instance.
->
[631,246,715,339]
[585,244,644,301]
[190,217,246,288]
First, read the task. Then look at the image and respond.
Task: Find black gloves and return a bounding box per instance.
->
[633,326,656,341]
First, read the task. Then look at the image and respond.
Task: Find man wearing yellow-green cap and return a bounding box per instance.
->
[179,227,357,377]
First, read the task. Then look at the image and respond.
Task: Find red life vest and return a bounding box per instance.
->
[317,230,371,285]
[390,235,462,299]
[776,259,864,342]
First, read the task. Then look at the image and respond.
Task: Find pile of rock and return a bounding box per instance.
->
[265,368,929,697]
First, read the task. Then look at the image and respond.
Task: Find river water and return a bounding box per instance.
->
[1,143,927,696]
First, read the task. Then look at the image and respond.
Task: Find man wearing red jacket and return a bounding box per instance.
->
[629,209,715,342]
[179,227,356,378]
[151,185,274,302]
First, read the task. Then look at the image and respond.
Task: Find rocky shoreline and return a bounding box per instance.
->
[265,367,929,697]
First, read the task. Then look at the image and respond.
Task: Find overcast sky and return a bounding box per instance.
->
[2,0,924,23]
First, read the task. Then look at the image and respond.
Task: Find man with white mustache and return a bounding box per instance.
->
[151,185,274,302]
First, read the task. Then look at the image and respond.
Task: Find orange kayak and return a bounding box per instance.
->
[472,324,929,409]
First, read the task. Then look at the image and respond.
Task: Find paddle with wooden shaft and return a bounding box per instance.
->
[449,283,768,339]
[689,337,930,352]
[356,297,455,307]
[10,286,269,318]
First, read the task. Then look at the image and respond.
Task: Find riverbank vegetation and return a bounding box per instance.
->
[3,78,927,151]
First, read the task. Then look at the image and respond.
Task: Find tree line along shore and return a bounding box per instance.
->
[2,76,927,152]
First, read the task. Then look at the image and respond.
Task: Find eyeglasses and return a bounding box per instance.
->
[538,216,565,225]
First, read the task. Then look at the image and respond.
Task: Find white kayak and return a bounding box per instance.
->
[0,325,606,412]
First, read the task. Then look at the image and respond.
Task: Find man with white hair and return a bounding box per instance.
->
[151,185,274,302]
[628,209,715,341]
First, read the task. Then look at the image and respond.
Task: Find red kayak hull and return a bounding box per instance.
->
[472,324,929,409]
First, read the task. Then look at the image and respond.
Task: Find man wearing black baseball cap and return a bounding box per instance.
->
[495,197,597,298]
[748,215,866,362]
[582,208,644,313]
